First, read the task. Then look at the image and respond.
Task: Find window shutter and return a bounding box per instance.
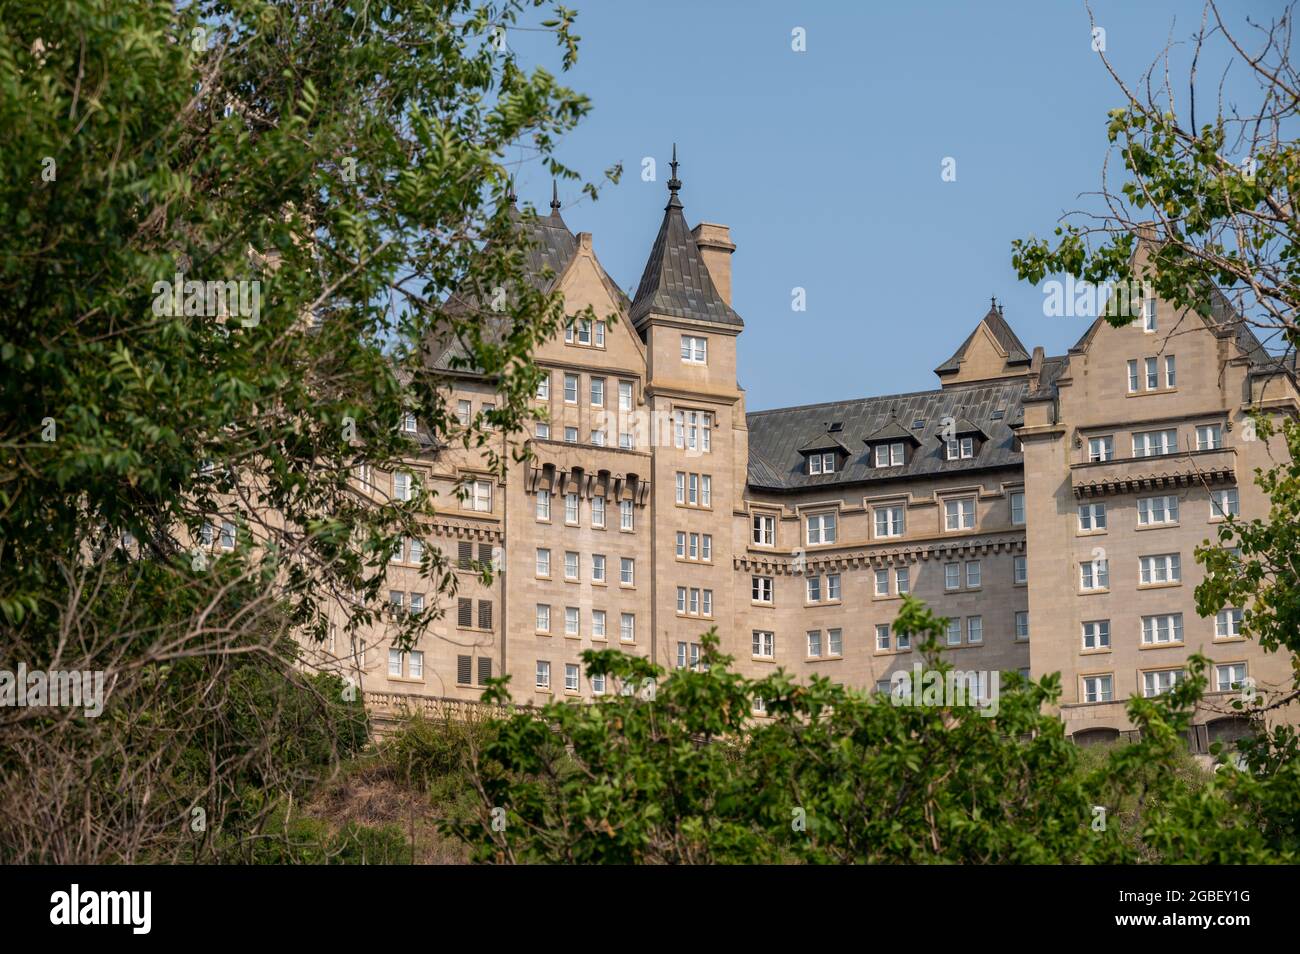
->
[457,598,472,627]
[478,542,493,567]
[457,655,472,685]
[478,600,493,630]
[477,657,492,685]
[457,541,472,569]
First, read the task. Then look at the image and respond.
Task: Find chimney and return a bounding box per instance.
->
[691,222,736,305]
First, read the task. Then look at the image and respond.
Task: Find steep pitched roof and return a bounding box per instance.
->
[935,302,1030,374]
[747,380,1027,491]
[428,201,579,374]
[629,164,741,330]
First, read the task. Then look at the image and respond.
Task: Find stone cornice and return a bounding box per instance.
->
[734,531,1026,575]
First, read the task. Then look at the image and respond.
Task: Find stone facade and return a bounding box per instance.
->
[315,179,1299,746]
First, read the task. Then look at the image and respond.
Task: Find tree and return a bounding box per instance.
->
[0,0,600,861]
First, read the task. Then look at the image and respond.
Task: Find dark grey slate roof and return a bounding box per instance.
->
[747,380,1028,491]
[630,193,741,330]
[936,304,1030,374]
[1027,355,1069,401]
[865,419,920,445]
[796,431,851,454]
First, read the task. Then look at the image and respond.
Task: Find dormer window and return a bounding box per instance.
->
[874,442,904,467]
[401,411,417,434]
[945,437,974,460]
[808,452,836,475]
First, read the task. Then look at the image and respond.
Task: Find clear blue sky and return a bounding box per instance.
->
[507,0,1285,411]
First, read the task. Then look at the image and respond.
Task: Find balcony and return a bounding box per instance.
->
[1071,447,1236,498]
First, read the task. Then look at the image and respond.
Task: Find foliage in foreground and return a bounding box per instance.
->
[439,599,1298,864]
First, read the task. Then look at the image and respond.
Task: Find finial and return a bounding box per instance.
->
[668,143,681,195]
[990,295,997,311]
[505,175,517,205]
[550,179,561,213]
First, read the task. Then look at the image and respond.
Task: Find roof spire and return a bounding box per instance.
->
[550,179,561,213]
[505,176,517,206]
[666,143,682,209]
[990,295,997,312]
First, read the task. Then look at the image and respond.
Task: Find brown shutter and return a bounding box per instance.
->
[457,541,472,569]
[477,657,492,685]
[457,598,472,627]
[478,600,492,630]
[457,655,472,685]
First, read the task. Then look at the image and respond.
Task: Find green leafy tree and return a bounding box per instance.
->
[0,0,600,861]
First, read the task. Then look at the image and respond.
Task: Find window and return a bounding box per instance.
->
[675,473,684,504]
[478,600,492,630]
[1143,669,1183,697]
[535,548,550,578]
[875,569,889,597]
[875,505,905,538]
[563,373,578,404]
[620,613,635,642]
[454,596,468,625]
[946,619,961,646]
[1211,488,1240,519]
[1083,674,1114,703]
[1014,556,1027,584]
[752,514,776,546]
[806,512,837,545]
[593,610,606,639]
[808,451,836,475]
[827,574,841,599]
[752,576,773,603]
[590,377,604,407]
[564,426,578,443]
[875,624,891,651]
[409,651,423,679]
[592,673,606,695]
[618,380,633,412]
[536,490,551,521]
[967,616,983,644]
[219,520,236,550]
[393,471,412,502]
[1088,436,1114,462]
[874,442,905,467]
[464,479,491,512]
[536,375,550,400]
[577,319,592,345]
[1216,663,1247,693]
[896,567,910,594]
[595,321,605,347]
[676,472,712,508]
[564,664,580,692]
[592,553,606,583]
[1165,354,1176,388]
[671,587,683,617]
[806,630,822,658]
[1196,424,1222,450]
[1137,495,1179,526]
[388,649,403,677]
[753,631,774,658]
[897,628,911,651]
[944,498,975,531]
[1141,613,1184,645]
[401,411,417,433]
[675,642,702,671]
[944,563,960,590]
[591,496,606,528]
[564,606,579,636]
[590,429,606,446]
[1080,559,1109,591]
[1127,359,1139,393]
[564,493,579,525]
[1015,611,1030,640]
[536,423,550,440]
[457,399,471,425]
[828,629,842,655]
[620,432,634,450]
[675,410,713,452]
[620,558,634,585]
[945,437,974,460]
[536,604,551,633]
[1143,296,1157,332]
[681,335,707,363]
[1216,608,1243,639]
[536,661,551,690]
[1011,491,1025,525]
[1133,429,1178,458]
[807,576,821,602]
[675,531,686,559]
[1082,620,1110,650]
[620,499,634,531]
[1145,356,1158,390]
[965,560,981,589]
[408,538,425,564]
[1079,500,1109,531]
[409,593,424,617]
[702,475,712,507]
[1139,553,1181,585]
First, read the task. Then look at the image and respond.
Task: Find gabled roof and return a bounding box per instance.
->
[629,161,741,330]
[747,381,1027,491]
[797,431,851,454]
[935,302,1030,374]
[428,198,580,374]
[946,416,986,438]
